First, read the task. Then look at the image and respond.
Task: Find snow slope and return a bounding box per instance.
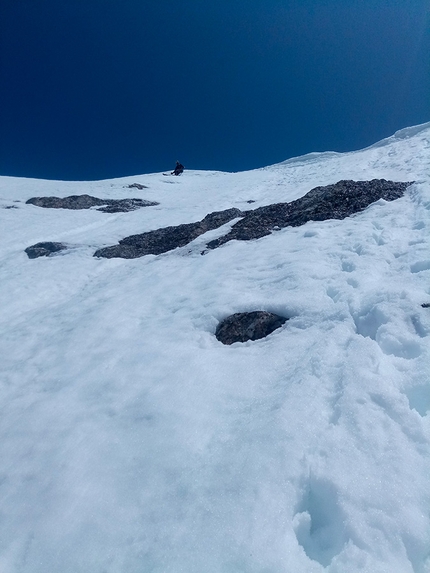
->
[0,122,430,573]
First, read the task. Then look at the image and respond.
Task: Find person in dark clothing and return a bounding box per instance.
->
[172,161,184,176]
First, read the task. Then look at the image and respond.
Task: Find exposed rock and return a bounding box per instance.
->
[92,179,412,259]
[215,311,288,345]
[422,303,430,309]
[126,183,149,190]
[97,199,157,213]
[207,179,413,249]
[94,208,243,259]
[25,242,67,259]
[26,195,158,212]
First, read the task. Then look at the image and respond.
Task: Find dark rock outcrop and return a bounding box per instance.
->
[215,311,288,345]
[98,199,158,213]
[422,303,430,309]
[26,195,158,212]
[93,179,412,259]
[207,179,412,249]
[25,242,67,259]
[126,183,149,190]
[94,208,243,259]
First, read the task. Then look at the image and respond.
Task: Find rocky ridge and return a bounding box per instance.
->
[94,179,412,259]
[207,179,412,249]
[94,208,243,259]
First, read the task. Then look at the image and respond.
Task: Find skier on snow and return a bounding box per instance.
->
[171,161,184,176]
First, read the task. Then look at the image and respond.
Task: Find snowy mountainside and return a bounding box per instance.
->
[0,122,430,573]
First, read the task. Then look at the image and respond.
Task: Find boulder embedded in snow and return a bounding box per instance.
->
[207,179,413,248]
[25,242,67,259]
[215,311,288,345]
[26,195,158,212]
[94,207,243,259]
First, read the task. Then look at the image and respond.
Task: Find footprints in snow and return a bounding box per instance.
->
[404,384,430,417]
[352,301,422,359]
[352,304,389,341]
[325,216,430,363]
[341,260,356,273]
[293,476,351,566]
[411,260,430,273]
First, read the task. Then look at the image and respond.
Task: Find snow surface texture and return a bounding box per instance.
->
[1,122,430,573]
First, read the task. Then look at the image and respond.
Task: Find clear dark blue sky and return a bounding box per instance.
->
[1,0,429,180]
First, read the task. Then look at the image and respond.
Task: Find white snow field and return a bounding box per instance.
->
[1,123,430,573]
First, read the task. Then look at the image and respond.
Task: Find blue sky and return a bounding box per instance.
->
[1,0,429,180]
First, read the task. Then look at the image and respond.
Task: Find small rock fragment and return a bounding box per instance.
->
[127,183,149,190]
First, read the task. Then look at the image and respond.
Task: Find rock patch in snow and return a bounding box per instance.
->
[26,195,158,213]
[94,208,243,259]
[215,311,287,344]
[126,183,149,190]
[207,179,412,249]
[25,242,67,259]
[94,179,412,259]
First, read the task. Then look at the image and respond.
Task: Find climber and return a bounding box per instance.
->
[172,161,184,176]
